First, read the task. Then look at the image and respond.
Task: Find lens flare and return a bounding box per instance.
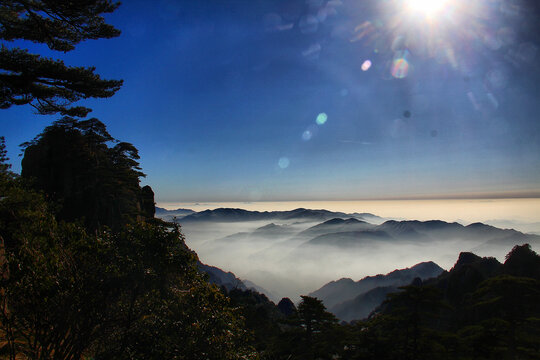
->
[361,60,372,71]
[391,58,409,79]
[302,130,312,141]
[278,157,290,169]
[316,113,328,125]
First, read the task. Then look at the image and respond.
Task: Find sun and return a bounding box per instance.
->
[406,0,450,17]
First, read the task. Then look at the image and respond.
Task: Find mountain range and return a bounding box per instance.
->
[169,207,381,223]
[301,219,540,248]
[310,261,444,321]
[156,208,539,250]
[203,214,540,253]
[155,207,540,308]
[155,207,195,222]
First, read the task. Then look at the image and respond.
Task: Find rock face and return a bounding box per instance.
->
[21,118,153,231]
[139,185,156,219]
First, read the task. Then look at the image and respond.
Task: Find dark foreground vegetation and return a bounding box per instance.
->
[0,129,256,359]
[1,1,539,359]
[224,244,540,360]
[1,121,540,360]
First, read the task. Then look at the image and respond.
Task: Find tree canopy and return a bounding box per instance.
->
[21,117,154,231]
[1,139,258,360]
[0,0,122,116]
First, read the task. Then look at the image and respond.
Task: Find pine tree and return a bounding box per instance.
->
[0,136,10,173]
[0,0,122,116]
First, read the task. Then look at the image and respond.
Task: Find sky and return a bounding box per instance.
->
[2,0,540,203]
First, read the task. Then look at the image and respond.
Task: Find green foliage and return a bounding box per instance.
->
[341,251,540,360]
[460,275,540,359]
[296,295,338,338]
[504,244,540,279]
[0,0,122,116]
[0,167,257,359]
[268,296,343,360]
[0,137,10,173]
[347,284,454,360]
[227,288,284,354]
[90,223,257,360]
[21,117,152,231]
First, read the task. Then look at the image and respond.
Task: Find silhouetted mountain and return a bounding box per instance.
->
[331,286,398,322]
[409,245,540,316]
[427,243,540,300]
[242,279,278,301]
[182,208,257,222]
[350,212,385,223]
[277,298,296,316]
[503,243,540,279]
[297,218,375,239]
[465,222,540,246]
[21,118,154,231]
[376,220,431,240]
[215,232,251,243]
[155,207,194,216]
[375,245,540,327]
[214,223,295,245]
[310,261,444,310]
[155,207,195,222]
[325,247,537,322]
[306,230,393,247]
[428,252,503,307]
[252,223,296,237]
[302,219,540,248]
[179,207,358,223]
[197,262,247,291]
[278,208,350,221]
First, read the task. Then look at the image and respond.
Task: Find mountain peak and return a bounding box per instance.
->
[256,223,278,230]
[322,218,362,225]
[503,244,540,279]
[410,261,444,276]
[453,252,483,269]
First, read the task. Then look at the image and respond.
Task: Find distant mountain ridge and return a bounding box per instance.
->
[315,243,540,322]
[310,261,445,320]
[296,218,374,239]
[155,207,195,222]
[376,244,540,317]
[178,208,381,223]
[156,207,538,316]
[302,219,540,248]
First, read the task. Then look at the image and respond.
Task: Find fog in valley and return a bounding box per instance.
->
[158,207,540,302]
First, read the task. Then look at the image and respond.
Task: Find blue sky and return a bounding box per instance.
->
[2,0,540,203]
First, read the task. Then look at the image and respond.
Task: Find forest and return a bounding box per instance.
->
[1,1,539,359]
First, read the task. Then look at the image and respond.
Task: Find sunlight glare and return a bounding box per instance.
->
[407,0,450,17]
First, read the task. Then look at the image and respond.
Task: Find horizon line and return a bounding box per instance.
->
[157,192,540,205]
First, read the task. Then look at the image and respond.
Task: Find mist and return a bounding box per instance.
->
[173,212,539,302]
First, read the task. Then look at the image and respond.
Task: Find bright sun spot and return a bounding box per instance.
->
[407,0,450,16]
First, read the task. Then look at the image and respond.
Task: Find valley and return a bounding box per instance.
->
[156,206,540,305]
